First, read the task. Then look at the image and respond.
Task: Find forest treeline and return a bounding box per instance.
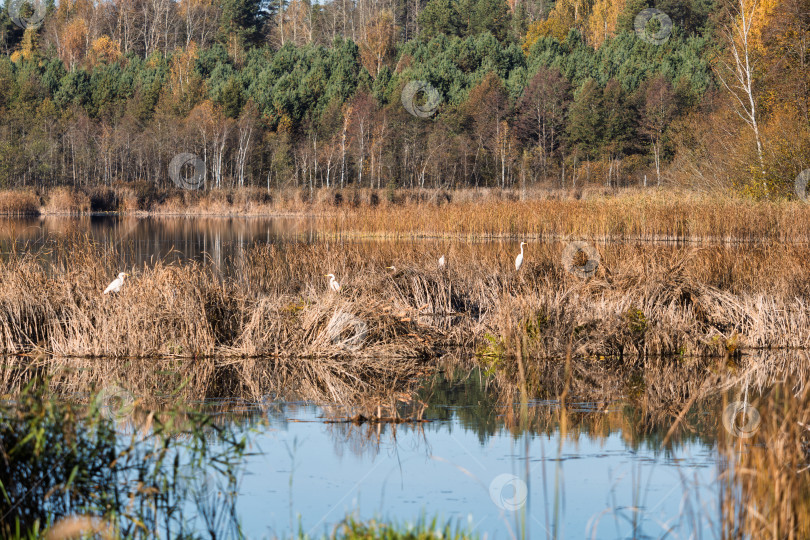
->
[0,0,807,196]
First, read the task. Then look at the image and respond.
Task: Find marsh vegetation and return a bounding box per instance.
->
[7,187,810,244]
[1,230,809,362]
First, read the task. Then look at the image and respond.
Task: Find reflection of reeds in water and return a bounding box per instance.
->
[483,351,810,445]
[0,216,95,240]
[0,353,430,410]
[8,355,810,537]
[717,376,810,538]
[473,353,810,538]
[0,215,317,271]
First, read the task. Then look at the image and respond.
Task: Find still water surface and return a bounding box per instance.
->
[0,215,317,267]
[184,374,721,539]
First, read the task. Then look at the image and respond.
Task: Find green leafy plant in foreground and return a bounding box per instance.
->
[323,515,479,539]
[0,378,248,539]
[0,380,475,540]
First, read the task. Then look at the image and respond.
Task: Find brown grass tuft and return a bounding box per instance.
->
[46,515,113,540]
[0,190,40,215]
[43,187,90,215]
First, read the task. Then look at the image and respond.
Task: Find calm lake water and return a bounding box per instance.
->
[0,214,710,269]
[3,216,740,538]
[181,372,721,539]
[0,215,318,267]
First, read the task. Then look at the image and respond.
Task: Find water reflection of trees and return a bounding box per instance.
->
[4,349,804,466]
[414,368,721,455]
[0,216,317,272]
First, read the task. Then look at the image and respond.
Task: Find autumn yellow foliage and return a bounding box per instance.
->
[585,0,626,47]
[359,10,398,76]
[522,0,600,53]
[89,35,122,66]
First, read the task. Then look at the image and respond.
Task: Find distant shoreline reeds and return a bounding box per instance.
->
[6,185,810,243]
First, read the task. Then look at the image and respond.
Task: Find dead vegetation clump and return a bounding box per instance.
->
[482,243,810,363]
[43,187,91,215]
[1,238,809,386]
[0,190,40,215]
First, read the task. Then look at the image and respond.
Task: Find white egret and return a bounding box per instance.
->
[515,242,527,271]
[103,272,129,295]
[438,255,446,268]
[325,273,341,292]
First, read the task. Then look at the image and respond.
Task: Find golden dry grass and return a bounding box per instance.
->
[12,186,810,243]
[0,238,808,366]
[130,186,810,243]
[312,190,810,243]
[0,190,40,215]
[43,187,91,215]
[141,187,807,245]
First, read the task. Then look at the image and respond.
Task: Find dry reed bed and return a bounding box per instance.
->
[0,188,89,216]
[42,187,91,215]
[0,256,439,360]
[315,193,810,243]
[10,186,810,244]
[1,240,810,361]
[0,190,40,216]
[162,187,810,243]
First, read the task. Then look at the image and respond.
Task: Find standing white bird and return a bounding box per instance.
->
[103,272,129,295]
[438,255,446,268]
[515,242,527,271]
[325,273,341,292]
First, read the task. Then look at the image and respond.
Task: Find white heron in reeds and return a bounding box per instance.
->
[515,242,527,271]
[325,273,341,293]
[103,272,129,295]
[438,254,446,268]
